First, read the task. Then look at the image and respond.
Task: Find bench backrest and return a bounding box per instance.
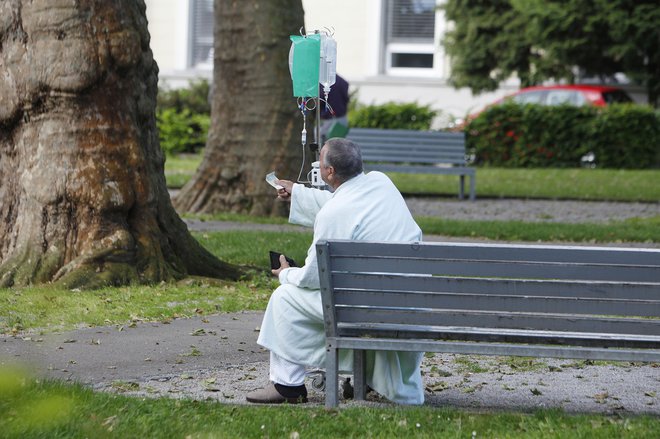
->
[346,128,467,165]
[316,240,660,351]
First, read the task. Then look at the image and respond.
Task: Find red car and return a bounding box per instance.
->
[461,85,633,126]
[496,84,633,107]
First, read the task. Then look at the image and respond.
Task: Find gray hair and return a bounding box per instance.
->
[323,138,363,183]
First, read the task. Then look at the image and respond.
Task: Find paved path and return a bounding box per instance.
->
[3,311,659,414]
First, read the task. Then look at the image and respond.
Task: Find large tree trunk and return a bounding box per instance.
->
[0,0,242,288]
[174,0,305,216]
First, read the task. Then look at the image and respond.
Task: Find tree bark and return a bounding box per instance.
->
[0,0,242,288]
[174,0,306,216]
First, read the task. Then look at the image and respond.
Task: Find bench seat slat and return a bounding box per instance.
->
[365,165,475,175]
[331,273,660,301]
[329,337,660,363]
[360,145,466,154]
[359,145,466,154]
[361,145,466,153]
[330,258,660,283]
[356,138,465,147]
[334,289,660,317]
[335,307,660,336]
[363,157,467,165]
[325,241,660,265]
[347,128,464,140]
[336,324,660,349]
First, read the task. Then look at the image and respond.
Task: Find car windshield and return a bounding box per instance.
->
[602,90,633,104]
[510,91,545,104]
[545,90,584,106]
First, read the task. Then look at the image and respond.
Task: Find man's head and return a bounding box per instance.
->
[319,138,363,188]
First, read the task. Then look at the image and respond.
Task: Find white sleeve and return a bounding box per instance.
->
[288,184,333,227]
[279,204,349,289]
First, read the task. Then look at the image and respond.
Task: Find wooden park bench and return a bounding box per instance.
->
[346,128,476,201]
[316,239,660,408]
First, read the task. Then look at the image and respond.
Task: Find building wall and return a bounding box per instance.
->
[302,0,380,79]
[145,0,190,75]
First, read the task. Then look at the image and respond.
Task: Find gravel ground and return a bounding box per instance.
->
[95,353,660,415]
[4,313,657,415]
[405,197,660,224]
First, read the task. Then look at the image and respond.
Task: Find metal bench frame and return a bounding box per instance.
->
[316,239,660,408]
[346,128,476,200]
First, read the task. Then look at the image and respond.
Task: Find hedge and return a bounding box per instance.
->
[349,102,437,130]
[156,80,211,156]
[466,103,660,168]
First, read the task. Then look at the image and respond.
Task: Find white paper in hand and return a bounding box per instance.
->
[265,172,283,190]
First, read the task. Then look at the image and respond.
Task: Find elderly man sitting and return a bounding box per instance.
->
[246,138,424,405]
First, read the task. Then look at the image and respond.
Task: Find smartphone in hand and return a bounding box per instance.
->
[269,251,297,270]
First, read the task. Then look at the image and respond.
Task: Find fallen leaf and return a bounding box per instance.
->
[425,381,449,393]
[593,392,609,403]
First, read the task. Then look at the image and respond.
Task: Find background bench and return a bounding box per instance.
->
[316,239,660,408]
[346,127,476,201]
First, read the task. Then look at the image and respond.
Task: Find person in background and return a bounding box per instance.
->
[319,73,349,142]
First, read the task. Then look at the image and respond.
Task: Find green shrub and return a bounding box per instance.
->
[157,108,210,156]
[466,103,660,168]
[157,79,211,156]
[349,102,437,130]
[586,105,660,169]
[157,79,211,114]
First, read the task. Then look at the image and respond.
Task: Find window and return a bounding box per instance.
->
[511,91,546,104]
[546,90,583,106]
[189,0,214,69]
[384,0,438,75]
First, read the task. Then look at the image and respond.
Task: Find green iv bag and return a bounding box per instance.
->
[289,34,320,98]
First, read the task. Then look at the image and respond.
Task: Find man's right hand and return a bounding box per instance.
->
[276,179,293,201]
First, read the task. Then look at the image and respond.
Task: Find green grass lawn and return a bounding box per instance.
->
[164,152,204,188]
[390,168,660,202]
[165,151,660,201]
[4,223,658,335]
[1,375,657,439]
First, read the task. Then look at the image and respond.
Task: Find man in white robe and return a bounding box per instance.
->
[246,138,424,405]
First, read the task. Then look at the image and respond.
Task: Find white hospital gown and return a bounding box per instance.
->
[257,171,425,404]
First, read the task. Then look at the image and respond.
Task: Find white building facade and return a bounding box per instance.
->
[143,0,522,126]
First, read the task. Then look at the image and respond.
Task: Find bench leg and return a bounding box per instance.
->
[325,343,339,408]
[459,175,465,200]
[469,173,476,201]
[353,349,367,401]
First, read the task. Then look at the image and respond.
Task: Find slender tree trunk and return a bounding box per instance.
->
[174,0,305,216]
[0,0,242,288]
